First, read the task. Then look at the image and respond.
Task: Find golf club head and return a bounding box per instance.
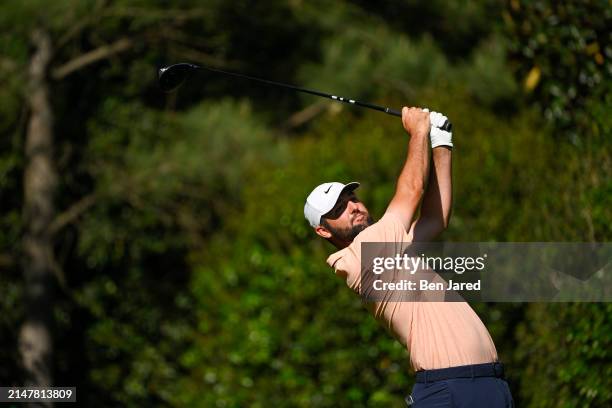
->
[158,63,200,92]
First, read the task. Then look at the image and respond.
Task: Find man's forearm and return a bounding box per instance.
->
[386,129,430,230]
[385,107,432,230]
[398,131,430,198]
[430,147,452,226]
[412,146,452,240]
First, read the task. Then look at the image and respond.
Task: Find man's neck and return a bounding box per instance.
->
[329,236,351,250]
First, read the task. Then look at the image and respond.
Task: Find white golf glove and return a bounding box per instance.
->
[423,108,453,149]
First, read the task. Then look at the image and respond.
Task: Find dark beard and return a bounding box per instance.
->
[324,215,374,242]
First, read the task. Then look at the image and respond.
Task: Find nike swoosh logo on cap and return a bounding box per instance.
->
[324,185,333,193]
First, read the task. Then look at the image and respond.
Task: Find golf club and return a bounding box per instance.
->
[158,63,452,131]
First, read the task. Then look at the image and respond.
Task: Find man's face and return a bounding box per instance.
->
[320,190,373,242]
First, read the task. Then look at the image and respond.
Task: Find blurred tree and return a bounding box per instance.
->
[1,0,321,405]
[505,0,611,142]
[20,28,57,397]
[516,303,612,407]
[349,0,501,60]
[502,3,611,407]
[1,0,213,396]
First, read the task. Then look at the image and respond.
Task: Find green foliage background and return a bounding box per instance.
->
[0,1,610,407]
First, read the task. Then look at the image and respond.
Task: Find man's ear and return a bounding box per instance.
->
[315,225,332,239]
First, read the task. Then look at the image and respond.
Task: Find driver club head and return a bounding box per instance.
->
[158,63,200,92]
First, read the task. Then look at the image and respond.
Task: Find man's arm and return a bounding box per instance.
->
[385,107,431,231]
[411,146,452,241]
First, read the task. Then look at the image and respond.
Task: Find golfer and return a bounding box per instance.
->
[304,107,514,407]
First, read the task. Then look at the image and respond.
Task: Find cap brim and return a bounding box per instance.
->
[343,182,360,192]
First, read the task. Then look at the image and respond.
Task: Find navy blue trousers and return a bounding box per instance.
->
[407,377,514,407]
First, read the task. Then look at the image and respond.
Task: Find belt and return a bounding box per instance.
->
[415,362,505,383]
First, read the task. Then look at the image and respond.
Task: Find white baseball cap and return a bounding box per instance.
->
[304,181,360,227]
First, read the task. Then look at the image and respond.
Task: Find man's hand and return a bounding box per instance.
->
[401,107,431,139]
[425,109,453,148]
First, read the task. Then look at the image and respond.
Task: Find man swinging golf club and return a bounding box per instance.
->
[304,107,514,407]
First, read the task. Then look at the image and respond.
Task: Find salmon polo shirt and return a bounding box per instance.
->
[326,212,498,371]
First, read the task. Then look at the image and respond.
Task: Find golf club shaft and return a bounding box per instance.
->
[194,65,402,117]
